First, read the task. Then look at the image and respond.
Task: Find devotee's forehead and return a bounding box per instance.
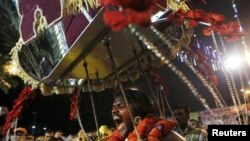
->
[113,96,125,104]
[173,108,186,114]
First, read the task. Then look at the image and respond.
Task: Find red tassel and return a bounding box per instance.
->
[150,65,169,96]
[2,86,32,134]
[69,87,78,120]
[101,0,159,31]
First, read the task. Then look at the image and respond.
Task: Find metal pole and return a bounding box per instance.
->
[83,63,101,141]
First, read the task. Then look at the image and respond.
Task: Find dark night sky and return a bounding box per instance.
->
[1,0,250,137]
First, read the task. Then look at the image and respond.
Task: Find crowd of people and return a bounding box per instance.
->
[1,88,250,141]
[0,127,65,141]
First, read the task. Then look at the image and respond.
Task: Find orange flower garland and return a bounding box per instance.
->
[167,9,246,42]
[100,0,160,31]
[108,117,176,141]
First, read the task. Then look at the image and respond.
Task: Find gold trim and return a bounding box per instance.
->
[65,0,99,15]
[9,39,40,88]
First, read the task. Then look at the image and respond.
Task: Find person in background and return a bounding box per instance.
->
[54,130,63,139]
[11,127,28,141]
[108,89,184,141]
[173,105,207,141]
[44,130,54,141]
[35,136,44,141]
[26,135,35,141]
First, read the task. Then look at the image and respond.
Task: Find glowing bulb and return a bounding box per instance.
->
[3,61,18,75]
[245,90,250,94]
[224,55,242,71]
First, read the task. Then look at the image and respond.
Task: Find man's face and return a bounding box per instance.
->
[44,132,53,141]
[173,108,189,127]
[54,131,63,138]
[11,131,26,141]
[112,96,133,137]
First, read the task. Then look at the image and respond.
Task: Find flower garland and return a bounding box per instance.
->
[128,118,176,141]
[167,9,247,42]
[108,117,176,141]
[108,129,124,141]
[100,0,160,31]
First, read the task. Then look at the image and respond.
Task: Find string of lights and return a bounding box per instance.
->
[130,27,212,111]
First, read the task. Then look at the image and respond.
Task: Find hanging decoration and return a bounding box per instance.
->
[231,0,249,51]
[129,26,211,111]
[70,87,78,120]
[150,65,170,117]
[100,0,160,31]
[185,61,225,108]
[65,0,99,14]
[2,86,33,134]
[150,22,222,110]
[99,0,200,32]
[9,39,40,88]
[167,9,247,42]
[166,0,190,11]
[150,65,169,96]
[187,44,218,86]
[209,24,244,124]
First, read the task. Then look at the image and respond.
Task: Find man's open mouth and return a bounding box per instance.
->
[113,115,124,130]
